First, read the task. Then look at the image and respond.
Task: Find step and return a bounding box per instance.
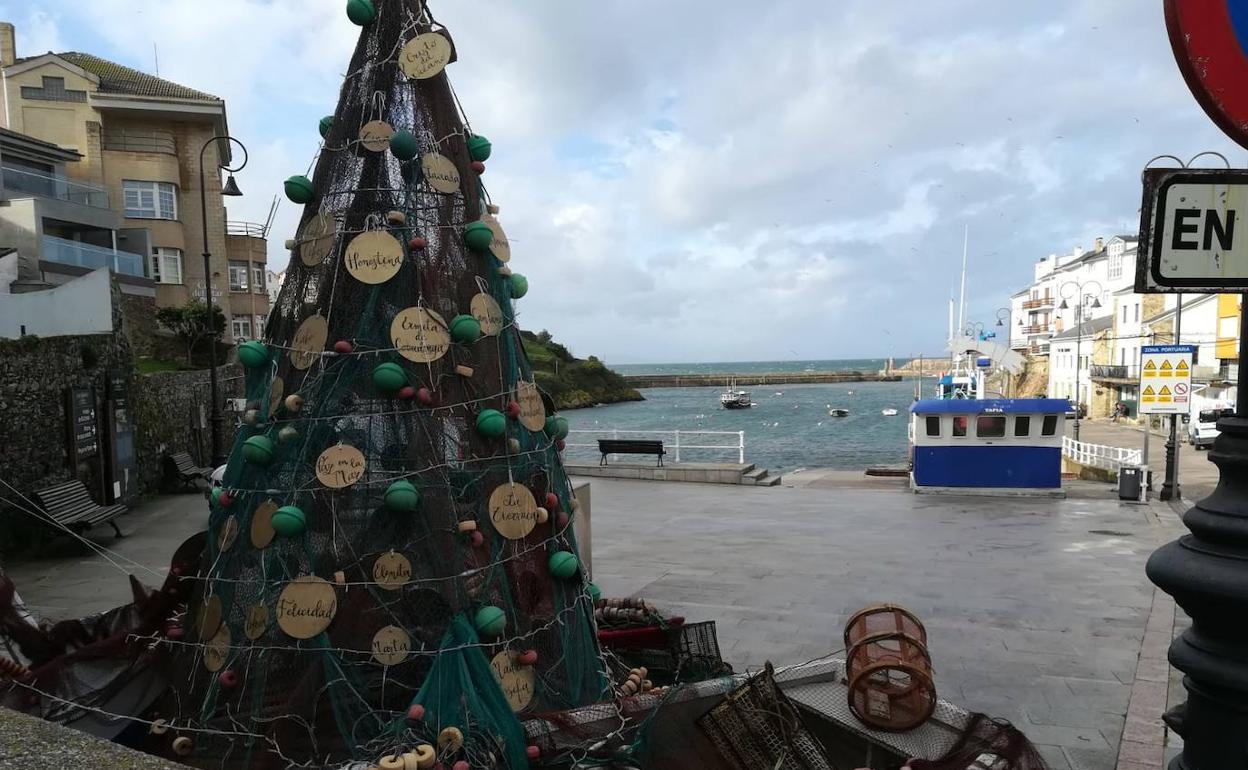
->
[742,468,783,486]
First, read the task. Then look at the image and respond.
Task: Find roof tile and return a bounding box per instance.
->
[56,52,220,102]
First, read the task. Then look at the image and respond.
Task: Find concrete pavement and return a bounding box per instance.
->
[1076,419,1220,502]
[4,478,1183,770]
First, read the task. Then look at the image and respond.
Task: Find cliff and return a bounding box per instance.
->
[521,331,644,410]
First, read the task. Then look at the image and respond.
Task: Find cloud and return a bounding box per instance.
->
[6,0,1245,363]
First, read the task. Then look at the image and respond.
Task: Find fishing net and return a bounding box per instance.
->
[149,2,608,766]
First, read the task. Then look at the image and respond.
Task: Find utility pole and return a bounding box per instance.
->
[1161,295,1184,501]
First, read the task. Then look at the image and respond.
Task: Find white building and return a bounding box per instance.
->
[1010,235,1138,355]
[1048,315,1112,406]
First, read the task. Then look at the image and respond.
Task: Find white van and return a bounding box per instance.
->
[1188,405,1234,449]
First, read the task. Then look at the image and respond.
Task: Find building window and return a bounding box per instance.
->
[231,316,253,339]
[251,264,266,294]
[1109,253,1123,279]
[20,76,88,103]
[952,416,968,437]
[123,180,178,220]
[228,261,250,292]
[150,247,183,284]
[925,416,941,437]
[976,415,1006,438]
[1122,305,1128,323]
[253,315,267,338]
[1014,416,1031,436]
[1041,415,1058,436]
[1134,303,1140,322]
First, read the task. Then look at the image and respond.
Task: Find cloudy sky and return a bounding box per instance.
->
[4,0,1244,364]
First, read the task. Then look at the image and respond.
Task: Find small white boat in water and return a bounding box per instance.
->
[828,408,849,417]
[881,408,899,416]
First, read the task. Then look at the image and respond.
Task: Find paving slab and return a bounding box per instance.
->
[582,476,1179,770]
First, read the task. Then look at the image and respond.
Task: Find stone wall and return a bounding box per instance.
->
[0,321,241,550]
[0,332,131,519]
[130,364,242,493]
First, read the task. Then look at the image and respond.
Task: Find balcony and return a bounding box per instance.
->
[2,166,110,208]
[226,221,268,238]
[100,127,177,155]
[1023,323,1051,335]
[42,235,145,278]
[1090,364,1136,381]
[1022,297,1053,309]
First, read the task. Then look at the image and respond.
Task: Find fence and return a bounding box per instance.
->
[42,235,145,278]
[1,166,110,208]
[566,429,746,463]
[1062,436,1141,472]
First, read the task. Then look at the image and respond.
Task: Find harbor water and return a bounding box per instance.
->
[563,377,926,472]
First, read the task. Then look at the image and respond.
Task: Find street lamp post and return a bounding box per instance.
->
[995,307,1011,396]
[1059,280,1102,442]
[1160,294,1185,501]
[199,135,248,468]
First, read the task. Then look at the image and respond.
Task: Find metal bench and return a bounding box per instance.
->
[32,479,126,539]
[165,451,211,489]
[598,439,665,467]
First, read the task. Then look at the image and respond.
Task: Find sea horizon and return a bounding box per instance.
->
[608,357,945,377]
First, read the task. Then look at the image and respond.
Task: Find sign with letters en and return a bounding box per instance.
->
[1137,168,1248,293]
[1139,345,1196,415]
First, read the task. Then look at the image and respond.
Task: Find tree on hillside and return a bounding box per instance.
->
[155,300,224,366]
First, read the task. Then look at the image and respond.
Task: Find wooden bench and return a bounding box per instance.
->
[32,480,126,539]
[165,451,211,489]
[598,439,666,467]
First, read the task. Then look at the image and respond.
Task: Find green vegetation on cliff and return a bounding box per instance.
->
[521,330,644,410]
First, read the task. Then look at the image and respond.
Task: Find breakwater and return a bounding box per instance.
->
[620,371,903,388]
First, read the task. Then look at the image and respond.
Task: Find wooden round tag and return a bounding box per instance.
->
[198,594,223,640]
[516,381,546,432]
[399,33,452,80]
[345,230,404,284]
[359,120,394,152]
[316,444,366,489]
[481,215,511,263]
[203,625,230,673]
[421,153,460,194]
[244,604,268,640]
[251,499,278,549]
[391,307,450,363]
[371,625,412,666]
[276,576,337,639]
[470,293,504,336]
[268,377,284,418]
[218,515,239,552]
[299,211,336,267]
[490,650,536,712]
[373,551,412,591]
[290,314,328,370]
[488,483,539,540]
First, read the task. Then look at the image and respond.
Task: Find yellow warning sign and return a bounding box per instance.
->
[1142,385,1156,402]
[1159,360,1173,377]
[1143,360,1157,375]
[1176,360,1189,374]
[1159,385,1172,402]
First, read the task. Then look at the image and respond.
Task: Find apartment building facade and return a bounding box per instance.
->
[0,22,268,342]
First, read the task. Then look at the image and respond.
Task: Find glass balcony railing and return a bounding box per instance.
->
[42,234,145,278]
[2,166,110,208]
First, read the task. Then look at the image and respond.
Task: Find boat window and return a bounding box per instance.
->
[925,416,941,436]
[1041,415,1058,436]
[1014,415,1031,437]
[952,416,968,437]
[976,415,1006,438]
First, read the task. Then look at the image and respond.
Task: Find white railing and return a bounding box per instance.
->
[566,429,745,463]
[1062,436,1142,472]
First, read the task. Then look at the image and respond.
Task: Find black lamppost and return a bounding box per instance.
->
[1160,295,1185,502]
[199,135,247,468]
[995,307,1012,395]
[1059,279,1102,441]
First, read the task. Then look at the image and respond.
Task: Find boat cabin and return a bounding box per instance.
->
[909,399,1069,490]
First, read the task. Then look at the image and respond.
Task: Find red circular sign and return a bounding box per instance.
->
[1166,0,1248,149]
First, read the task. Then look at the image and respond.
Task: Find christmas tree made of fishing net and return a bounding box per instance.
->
[161,1,608,766]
